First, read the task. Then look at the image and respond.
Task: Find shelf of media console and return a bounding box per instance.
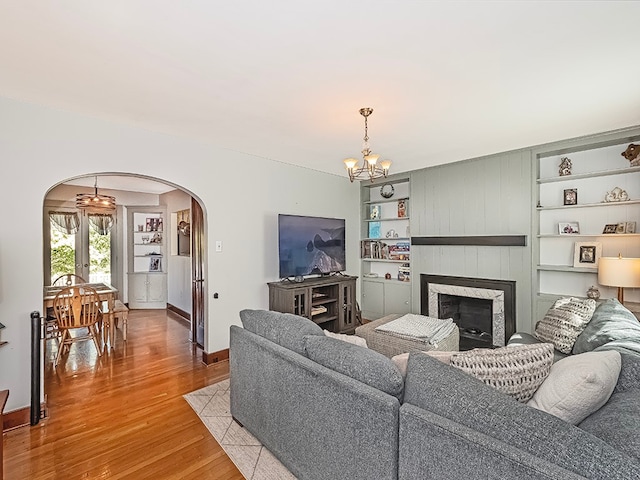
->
[538,233,640,238]
[362,258,410,264]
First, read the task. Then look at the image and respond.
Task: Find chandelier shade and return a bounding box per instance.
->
[76,176,116,213]
[343,107,392,182]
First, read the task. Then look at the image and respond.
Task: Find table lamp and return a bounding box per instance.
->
[598,255,640,303]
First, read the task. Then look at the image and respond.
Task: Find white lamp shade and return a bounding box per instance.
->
[598,257,640,288]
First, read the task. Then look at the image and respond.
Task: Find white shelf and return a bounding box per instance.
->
[362,258,410,264]
[362,237,410,241]
[365,217,410,222]
[537,199,640,211]
[363,197,409,205]
[537,264,598,273]
[537,166,640,184]
[538,233,640,238]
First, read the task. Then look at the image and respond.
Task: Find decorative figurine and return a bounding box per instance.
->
[586,286,601,300]
[384,272,391,280]
[559,157,572,176]
[621,143,640,167]
[604,187,629,203]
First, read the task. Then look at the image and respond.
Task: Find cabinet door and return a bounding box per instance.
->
[338,280,356,333]
[362,280,384,320]
[147,274,167,303]
[384,283,411,315]
[130,274,149,302]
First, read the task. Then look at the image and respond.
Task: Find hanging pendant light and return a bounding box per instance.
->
[343,107,392,182]
[76,176,116,213]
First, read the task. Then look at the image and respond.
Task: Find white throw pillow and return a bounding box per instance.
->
[527,350,621,425]
[535,297,596,354]
[323,330,368,348]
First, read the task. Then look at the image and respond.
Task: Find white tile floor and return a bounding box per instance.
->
[184,379,296,480]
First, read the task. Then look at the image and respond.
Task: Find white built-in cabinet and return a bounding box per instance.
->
[360,177,412,319]
[534,131,640,320]
[128,207,168,309]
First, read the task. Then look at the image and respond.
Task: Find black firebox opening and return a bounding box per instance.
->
[439,294,493,348]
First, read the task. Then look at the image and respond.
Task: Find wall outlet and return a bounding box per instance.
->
[215,240,223,252]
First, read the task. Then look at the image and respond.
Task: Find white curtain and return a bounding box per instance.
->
[49,211,80,234]
[88,213,114,235]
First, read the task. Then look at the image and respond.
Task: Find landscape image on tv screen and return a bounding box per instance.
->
[278,214,346,278]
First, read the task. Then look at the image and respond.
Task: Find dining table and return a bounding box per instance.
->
[43,282,119,349]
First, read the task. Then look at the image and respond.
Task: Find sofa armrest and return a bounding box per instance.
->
[399,403,585,480]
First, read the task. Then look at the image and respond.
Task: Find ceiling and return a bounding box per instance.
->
[2,1,640,183]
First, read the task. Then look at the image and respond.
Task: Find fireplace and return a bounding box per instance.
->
[420,274,516,350]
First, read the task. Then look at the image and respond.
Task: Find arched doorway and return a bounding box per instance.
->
[43,172,207,356]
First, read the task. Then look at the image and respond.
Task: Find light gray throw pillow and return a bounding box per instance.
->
[528,350,621,425]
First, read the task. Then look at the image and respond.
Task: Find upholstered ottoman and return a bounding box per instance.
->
[355,314,459,358]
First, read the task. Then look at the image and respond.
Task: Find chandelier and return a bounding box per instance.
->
[343,107,392,182]
[76,176,116,212]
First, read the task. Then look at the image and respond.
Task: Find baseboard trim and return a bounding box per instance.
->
[202,348,229,365]
[3,401,47,431]
[167,303,191,322]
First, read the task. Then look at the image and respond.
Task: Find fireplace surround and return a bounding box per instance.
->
[420,274,516,350]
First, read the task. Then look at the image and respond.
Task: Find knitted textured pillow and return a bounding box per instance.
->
[449,343,554,402]
[535,297,597,354]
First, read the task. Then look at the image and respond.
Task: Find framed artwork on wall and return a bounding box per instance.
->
[573,242,602,269]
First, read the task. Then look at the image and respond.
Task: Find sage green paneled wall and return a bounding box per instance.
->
[409,149,535,333]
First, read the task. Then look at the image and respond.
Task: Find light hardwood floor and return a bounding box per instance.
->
[4,309,242,479]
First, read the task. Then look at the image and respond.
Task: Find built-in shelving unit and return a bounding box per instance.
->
[127,207,167,309]
[533,130,640,321]
[360,177,412,320]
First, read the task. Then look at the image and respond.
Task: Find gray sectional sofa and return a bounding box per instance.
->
[229,308,640,480]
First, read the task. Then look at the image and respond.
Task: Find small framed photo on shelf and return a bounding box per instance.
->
[563,188,577,206]
[573,242,602,269]
[602,224,618,234]
[149,257,162,272]
[627,221,637,234]
[146,217,163,232]
[558,222,580,235]
[369,205,380,220]
[397,199,407,218]
[616,223,627,234]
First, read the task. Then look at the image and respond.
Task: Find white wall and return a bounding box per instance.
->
[0,96,360,411]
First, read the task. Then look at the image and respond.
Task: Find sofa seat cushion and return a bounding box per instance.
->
[303,335,404,399]
[579,389,640,461]
[535,297,596,354]
[527,350,621,425]
[573,298,640,356]
[239,309,324,355]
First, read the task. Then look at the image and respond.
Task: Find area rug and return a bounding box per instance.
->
[184,378,296,479]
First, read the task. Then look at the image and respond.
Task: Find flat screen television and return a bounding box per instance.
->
[278,214,346,278]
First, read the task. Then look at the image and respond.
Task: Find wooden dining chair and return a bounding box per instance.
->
[52,274,86,287]
[46,274,87,343]
[52,285,103,367]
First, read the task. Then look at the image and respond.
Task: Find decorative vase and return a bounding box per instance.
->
[587,286,600,300]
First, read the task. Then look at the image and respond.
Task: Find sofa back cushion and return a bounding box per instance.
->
[304,335,404,399]
[572,299,640,355]
[239,309,324,355]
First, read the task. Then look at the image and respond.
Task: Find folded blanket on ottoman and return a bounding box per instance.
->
[375,314,455,346]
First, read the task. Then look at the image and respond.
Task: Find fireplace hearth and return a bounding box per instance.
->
[421,274,516,350]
